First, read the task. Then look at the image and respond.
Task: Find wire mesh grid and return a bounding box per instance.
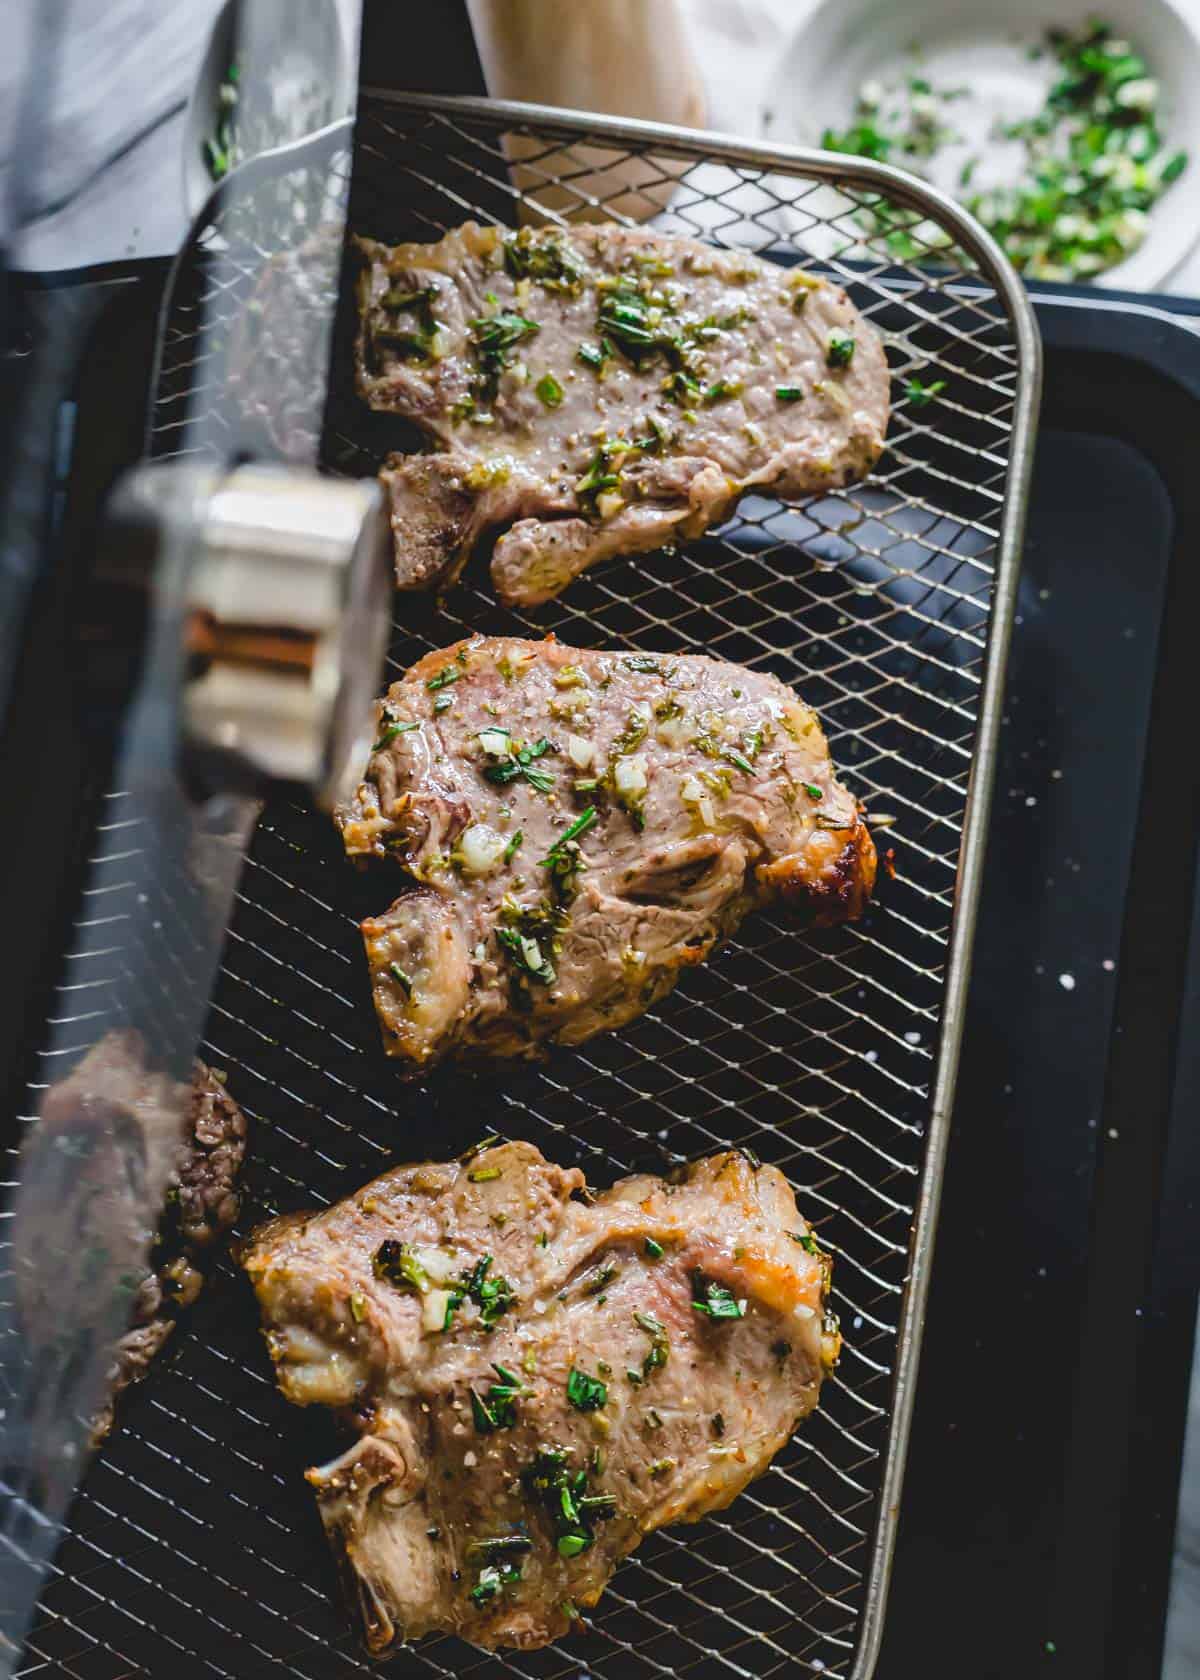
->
[11,97,1038,1680]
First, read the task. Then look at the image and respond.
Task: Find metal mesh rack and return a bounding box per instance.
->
[11,97,1039,1680]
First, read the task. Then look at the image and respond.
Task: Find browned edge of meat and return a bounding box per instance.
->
[240,1141,841,1653]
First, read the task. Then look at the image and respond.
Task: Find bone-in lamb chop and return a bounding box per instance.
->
[355,222,890,605]
[336,635,875,1069]
[15,1030,247,1444]
[241,1140,839,1653]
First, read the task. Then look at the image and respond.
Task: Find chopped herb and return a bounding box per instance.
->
[522,1444,615,1560]
[483,736,555,794]
[373,720,419,750]
[539,805,598,898]
[535,1231,549,1248]
[349,1292,366,1322]
[496,897,567,988]
[469,1166,502,1183]
[904,375,947,407]
[648,1458,675,1479]
[826,329,856,368]
[426,665,461,692]
[453,1253,516,1329]
[375,284,442,362]
[803,783,824,801]
[497,924,556,984]
[644,1237,665,1260]
[471,1362,528,1432]
[503,229,587,294]
[691,1273,746,1320]
[577,340,608,370]
[583,1261,617,1297]
[575,431,661,512]
[626,1368,645,1386]
[704,379,742,404]
[622,655,662,673]
[536,371,564,407]
[724,747,755,774]
[468,309,541,400]
[373,1241,429,1293]
[503,830,523,863]
[433,692,454,714]
[470,1560,523,1606]
[775,385,805,402]
[791,1230,823,1256]
[467,1534,533,1558]
[566,1367,608,1412]
[635,1310,670,1378]
[389,963,414,996]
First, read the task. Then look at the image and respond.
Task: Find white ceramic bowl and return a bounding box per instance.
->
[763,0,1200,289]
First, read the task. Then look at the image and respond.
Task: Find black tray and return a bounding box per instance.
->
[878,291,1200,1680]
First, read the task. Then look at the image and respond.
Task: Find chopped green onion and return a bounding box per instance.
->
[535,372,564,407]
[373,720,419,750]
[566,1367,608,1412]
[775,385,805,402]
[826,329,856,368]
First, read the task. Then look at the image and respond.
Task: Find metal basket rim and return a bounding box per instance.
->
[350,90,1044,1680]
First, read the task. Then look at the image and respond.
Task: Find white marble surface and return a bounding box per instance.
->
[8,0,1200,1664]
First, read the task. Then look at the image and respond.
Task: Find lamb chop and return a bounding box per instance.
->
[14,1030,248,1444]
[355,221,889,605]
[336,635,875,1069]
[241,1140,839,1654]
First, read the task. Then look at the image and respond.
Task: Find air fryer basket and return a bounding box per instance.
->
[13,97,1039,1680]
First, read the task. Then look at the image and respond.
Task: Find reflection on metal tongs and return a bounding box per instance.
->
[0,5,375,1665]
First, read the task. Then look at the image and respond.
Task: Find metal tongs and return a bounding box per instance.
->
[0,7,383,1666]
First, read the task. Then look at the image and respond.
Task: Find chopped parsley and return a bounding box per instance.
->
[522,1445,616,1559]
[482,736,555,794]
[503,229,587,294]
[496,897,566,988]
[445,1253,516,1332]
[904,375,947,407]
[566,1367,608,1412]
[540,806,598,898]
[425,665,461,692]
[822,24,1188,282]
[470,1560,523,1606]
[634,1310,670,1378]
[496,925,555,984]
[536,371,564,407]
[691,1273,746,1320]
[373,719,418,751]
[826,329,856,369]
[376,284,442,362]
[577,339,611,371]
[373,1241,429,1293]
[471,1362,528,1433]
[468,308,540,400]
